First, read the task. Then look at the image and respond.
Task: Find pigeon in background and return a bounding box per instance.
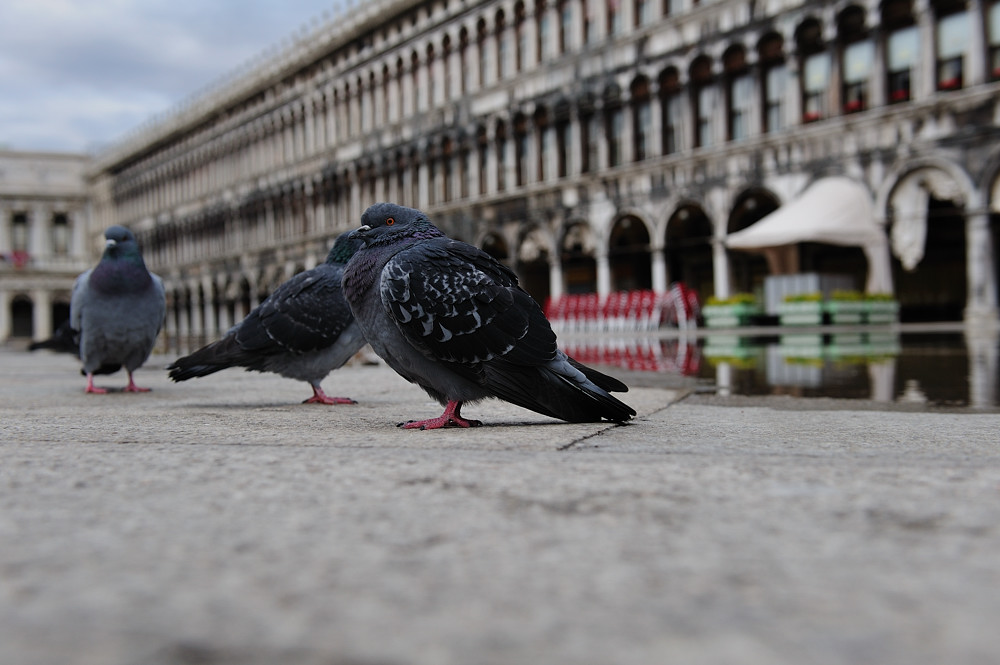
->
[167,232,367,405]
[29,319,81,355]
[343,202,636,429]
[70,225,166,393]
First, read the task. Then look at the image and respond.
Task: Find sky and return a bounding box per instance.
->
[0,0,345,154]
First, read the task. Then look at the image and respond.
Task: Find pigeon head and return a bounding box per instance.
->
[350,203,445,247]
[325,231,365,265]
[102,225,141,260]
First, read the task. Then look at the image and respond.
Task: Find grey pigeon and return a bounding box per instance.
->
[70,225,166,393]
[343,202,636,429]
[167,232,367,405]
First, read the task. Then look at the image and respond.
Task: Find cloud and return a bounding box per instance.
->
[0,0,336,152]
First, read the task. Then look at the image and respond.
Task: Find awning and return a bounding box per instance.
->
[726,177,893,294]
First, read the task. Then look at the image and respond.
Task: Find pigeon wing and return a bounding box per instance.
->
[247,265,354,355]
[380,241,558,370]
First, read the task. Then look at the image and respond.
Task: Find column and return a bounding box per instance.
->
[32,289,52,341]
[965,210,999,323]
[202,277,216,339]
[189,282,203,349]
[549,257,564,300]
[651,248,667,293]
[164,288,178,354]
[712,238,731,300]
[177,289,190,355]
[596,247,611,297]
[0,290,12,342]
[0,204,10,254]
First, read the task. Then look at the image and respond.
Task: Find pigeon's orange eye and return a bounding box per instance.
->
[386,217,395,226]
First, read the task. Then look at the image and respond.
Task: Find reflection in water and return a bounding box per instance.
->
[563,326,1000,408]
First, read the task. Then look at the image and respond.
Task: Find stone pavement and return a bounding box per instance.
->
[1,346,999,665]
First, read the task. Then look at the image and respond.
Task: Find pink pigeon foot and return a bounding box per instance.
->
[123,372,151,392]
[303,384,356,405]
[399,400,482,430]
[85,374,107,394]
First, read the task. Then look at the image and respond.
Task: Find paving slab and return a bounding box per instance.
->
[1,347,999,665]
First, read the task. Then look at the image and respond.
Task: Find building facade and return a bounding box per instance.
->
[0,150,91,343]
[87,0,1000,353]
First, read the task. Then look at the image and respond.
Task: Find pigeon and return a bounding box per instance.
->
[167,232,367,405]
[70,225,166,393]
[29,319,81,355]
[343,202,636,429]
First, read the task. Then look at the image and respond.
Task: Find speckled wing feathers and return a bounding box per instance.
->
[246,265,354,355]
[380,240,557,368]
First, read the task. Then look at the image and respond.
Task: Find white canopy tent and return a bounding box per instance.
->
[725,177,894,294]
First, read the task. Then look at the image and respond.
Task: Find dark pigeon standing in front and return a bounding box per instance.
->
[343,202,636,429]
[167,232,367,405]
[70,225,166,393]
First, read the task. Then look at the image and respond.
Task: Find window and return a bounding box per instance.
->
[728,73,752,140]
[936,12,969,90]
[635,0,653,26]
[499,30,511,79]
[663,93,681,154]
[52,213,70,256]
[515,7,526,72]
[607,0,622,36]
[695,85,717,147]
[496,123,508,191]
[990,2,1000,79]
[887,26,918,102]
[515,120,529,186]
[559,1,572,53]
[607,105,624,166]
[12,213,28,252]
[441,39,451,102]
[459,31,470,95]
[764,63,787,132]
[426,47,436,109]
[659,68,681,154]
[802,53,830,122]
[477,128,489,194]
[634,100,651,160]
[632,79,652,160]
[842,40,874,113]
[580,111,595,173]
[478,22,490,86]
[540,123,554,180]
[556,117,571,177]
[538,2,551,61]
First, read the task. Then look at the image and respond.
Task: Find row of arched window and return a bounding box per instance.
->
[111,0,1000,230]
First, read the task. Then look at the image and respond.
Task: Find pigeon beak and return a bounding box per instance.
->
[348,225,372,244]
[105,239,117,249]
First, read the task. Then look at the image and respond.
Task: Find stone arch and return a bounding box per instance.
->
[516,225,555,303]
[608,212,652,292]
[559,220,597,294]
[10,294,33,338]
[726,188,781,296]
[879,161,977,321]
[665,202,714,303]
